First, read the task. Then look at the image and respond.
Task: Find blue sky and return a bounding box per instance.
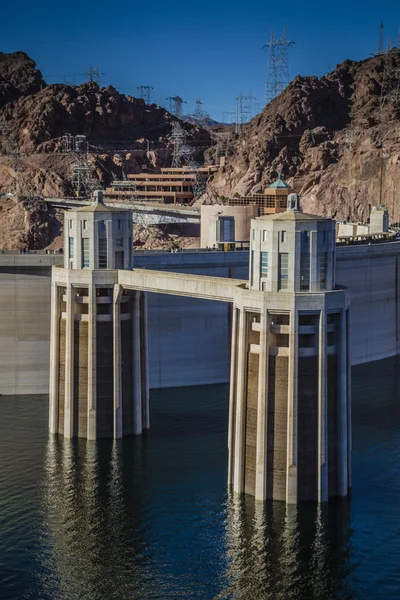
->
[2,0,400,120]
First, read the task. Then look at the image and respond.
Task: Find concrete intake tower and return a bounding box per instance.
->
[49,191,149,439]
[228,195,351,503]
[49,191,350,504]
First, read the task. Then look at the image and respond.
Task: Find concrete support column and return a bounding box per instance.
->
[87,283,97,440]
[140,292,150,430]
[49,280,60,434]
[318,308,328,502]
[286,309,298,504]
[338,308,349,495]
[255,306,269,501]
[227,307,238,486]
[113,284,123,439]
[346,307,352,489]
[133,291,143,435]
[64,284,75,439]
[233,307,247,495]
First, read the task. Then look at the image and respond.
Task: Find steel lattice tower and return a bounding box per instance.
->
[380,48,400,109]
[137,86,154,104]
[235,93,255,134]
[263,28,294,105]
[170,122,206,197]
[166,96,187,118]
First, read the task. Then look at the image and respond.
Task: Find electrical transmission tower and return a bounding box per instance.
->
[379,48,400,109]
[378,23,385,55]
[166,96,187,118]
[170,122,206,198]
[262,28,295,105]
[137,85,154,103]
[235,93,256,134]
[192,98,210,126]
[62,133,99,198]
[221,111,236,124]
[86,66,103,85]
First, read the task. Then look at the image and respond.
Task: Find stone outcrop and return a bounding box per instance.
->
[207,50,400,221]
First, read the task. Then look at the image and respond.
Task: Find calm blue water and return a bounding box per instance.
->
[1,358,400,599]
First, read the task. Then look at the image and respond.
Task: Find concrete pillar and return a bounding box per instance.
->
[140,292,150,430]
[227,306,238,486]
[338,308,348,496]
[233,307,247,495]
[49,280,60,434]
[255,306,269,501]
[346,307,352,489]
[286,309,298,504]
[113,284,123,439]
[133,292,143,435]
[64,284,75,439]
[318,307,328,502]
[87,283,97,440]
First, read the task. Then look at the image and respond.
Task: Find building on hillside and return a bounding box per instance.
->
[226,173,292,215]
[200,205,258,249]
[105,165,220,206]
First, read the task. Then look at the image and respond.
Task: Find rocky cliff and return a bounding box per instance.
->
[207,50,400,221]
[0,52,209,248]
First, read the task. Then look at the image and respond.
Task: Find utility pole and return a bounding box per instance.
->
[166,96,187,118]
[262,27,295,105]
[137,85,154,104]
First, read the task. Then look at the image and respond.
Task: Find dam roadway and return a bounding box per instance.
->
[0,243,400,394]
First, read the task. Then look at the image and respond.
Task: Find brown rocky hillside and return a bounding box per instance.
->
[206,50,400,222]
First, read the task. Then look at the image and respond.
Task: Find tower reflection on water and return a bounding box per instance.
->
[40,436,156,600]
[219,495,356,600]
[39,435,356,600]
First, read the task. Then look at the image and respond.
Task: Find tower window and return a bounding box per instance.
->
[116,237,123,248]
[263,230,267,242]
[81,238,89,268]
[68,237,74,260]
[320,253,327,289]
[281,230,286,242]
[118,219,122,230]
[69,219,73,229]
[99,238,107,269]
[260,251,268,277]
[82,220,87,230]
[99,220,106,233]
[300,253,310,291]
[278,253,289,290]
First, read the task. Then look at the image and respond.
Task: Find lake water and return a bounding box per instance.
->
[1,357,400,599]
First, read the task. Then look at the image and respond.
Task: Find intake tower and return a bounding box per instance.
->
[228,194,351,503]
[49,190,149,440]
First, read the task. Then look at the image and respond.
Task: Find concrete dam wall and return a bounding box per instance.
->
[0,243,399,394]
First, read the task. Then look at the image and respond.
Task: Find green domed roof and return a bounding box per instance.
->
[268,173,291,190]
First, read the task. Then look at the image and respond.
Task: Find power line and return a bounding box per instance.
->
[262,27,295,105]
